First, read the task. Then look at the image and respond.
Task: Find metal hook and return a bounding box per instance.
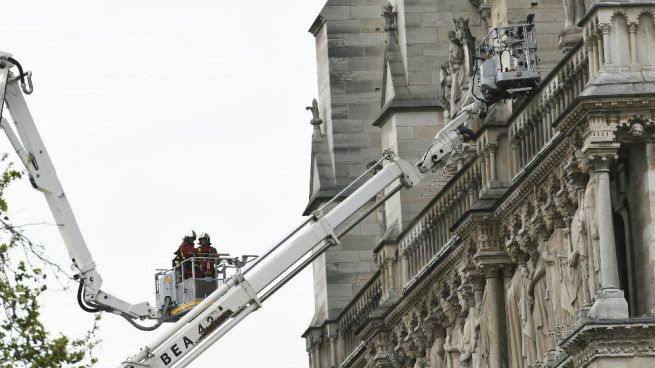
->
[21,71,33,95]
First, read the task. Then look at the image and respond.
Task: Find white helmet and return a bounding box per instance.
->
[184,230,197,241]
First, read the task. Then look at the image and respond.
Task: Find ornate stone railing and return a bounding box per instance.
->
[508,43,589,179]
[398,160,480,283]
[335,272,382,359]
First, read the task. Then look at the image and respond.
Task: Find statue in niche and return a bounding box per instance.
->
[562,0,586,31]
[528,246,554,360]
[429,328,447,368]
[448,30,464,113]
[476,286,489,368]
[506,244,537,368]
[453,18,475,93]
[563,207,589,318]
[442,298,462,368]
[560,0,586,50]
[582,174,601,299]
[541,230,574,342]
[458,288,478,368]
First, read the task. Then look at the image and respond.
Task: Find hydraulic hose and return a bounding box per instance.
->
[77,279,101,313]
[6,57,25,83]
[4,56,33,94]
[120,298,170,331]
[78,278,168,331]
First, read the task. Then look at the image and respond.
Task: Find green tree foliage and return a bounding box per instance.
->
[0,155,100,367]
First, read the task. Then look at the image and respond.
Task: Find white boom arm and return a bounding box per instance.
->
[120,106,479,367]
[416,101,482,173]
[120,155,424,368]
[0,53,158,320]
[0,52,479,367]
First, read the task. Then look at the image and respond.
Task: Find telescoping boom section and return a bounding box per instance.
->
[121,153,424,367]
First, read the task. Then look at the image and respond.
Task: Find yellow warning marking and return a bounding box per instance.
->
[170,301,201,315]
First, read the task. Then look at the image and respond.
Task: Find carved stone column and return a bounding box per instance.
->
[313,333,324,368]
[474,249,511,368]
[601,24,610,68]
[327,323,338,368]
[508,140,516,176]
[307,338,315,368]
[584,150,629,320]
[400,248,409,286]
[628,22,638,68]
[586,40,597,78]
[488,144,497,185]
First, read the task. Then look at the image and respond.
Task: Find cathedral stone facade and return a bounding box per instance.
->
[303,1,655,367]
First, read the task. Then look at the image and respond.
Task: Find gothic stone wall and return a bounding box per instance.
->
[304,1,655,368]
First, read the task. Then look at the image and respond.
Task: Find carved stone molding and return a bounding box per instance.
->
[560,320,655,367]
[473,249,512,278]
[586,153,617,173]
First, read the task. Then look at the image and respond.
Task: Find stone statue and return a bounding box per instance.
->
[448,31,464,112]
[582,174,601,299]
[506,245,537,367]
[563,208,588,318]
[562,0,586,30]
[453,18,475,92]
[306,98,323,126]
[443,299,462,368]
[429,331,447,368]
[528,246,554,359]
[559,0,586,50]
[476,302,489,368]
[542,230,574,340]
[630,122,645,137]
[458,290,477,368]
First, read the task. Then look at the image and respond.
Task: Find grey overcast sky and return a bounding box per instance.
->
[1,1,327,367]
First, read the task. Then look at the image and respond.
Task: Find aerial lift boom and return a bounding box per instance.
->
[0,52,158,322]
[0,54,487,367]
[0,19,539,367]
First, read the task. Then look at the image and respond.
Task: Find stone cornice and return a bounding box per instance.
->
[308,15,326,36]
[338,342,365,368]
[303,187,359,216]
[372,97,442,128]
[559,319,655,367]
[578,1,655,26]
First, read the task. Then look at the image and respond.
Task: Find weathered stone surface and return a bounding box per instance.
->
[304,1,655,368]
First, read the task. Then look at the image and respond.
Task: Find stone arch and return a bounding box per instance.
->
[637,12,655,65]
[610,13,631,66]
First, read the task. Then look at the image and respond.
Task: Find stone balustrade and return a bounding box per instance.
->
[509,43,589,179]
[335,272,382,360]
[399,160,480,284]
